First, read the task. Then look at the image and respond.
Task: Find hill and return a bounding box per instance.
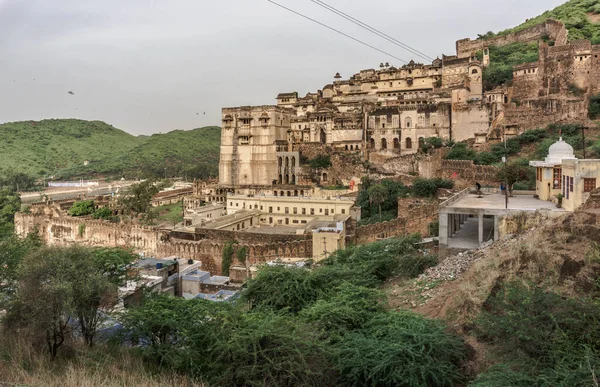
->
[0,119,221,182]
[483,0,600,42]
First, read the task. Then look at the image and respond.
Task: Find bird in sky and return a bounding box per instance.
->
[68,91,74,95]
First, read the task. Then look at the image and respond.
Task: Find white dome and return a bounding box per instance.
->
[545,137,576,164]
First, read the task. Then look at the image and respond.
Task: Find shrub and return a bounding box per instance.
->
[333,311,467,387]
[92,207,112,220]
[68,200,95,216]
[397,254,438,279]
[300,283,386,334]
[474,151,498,165]
[590,93,600,119]
[309,154,332,169]
[242,265,318,314]
[413,178,454,197]
[445,143,476,161]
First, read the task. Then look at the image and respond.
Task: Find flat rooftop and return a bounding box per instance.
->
[446,193,567,213]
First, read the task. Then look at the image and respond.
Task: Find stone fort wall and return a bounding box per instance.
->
[456,19,567,58]
[441,160,500,187]
[14,211,313,276]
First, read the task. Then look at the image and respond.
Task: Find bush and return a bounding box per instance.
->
[300,283,386,334]
[445,143,476,161]
[68,200,95,216]
[243,265,318,314]
[413,178,454,197]
[308,154,332,169]
[474,151,499,165]
[476,283,600,369]
[590,93,600,119]
[333,311,467,387]
[397,254,438,279]
[92,207,112,220]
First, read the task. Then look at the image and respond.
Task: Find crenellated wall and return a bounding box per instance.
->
[14,209,313,276]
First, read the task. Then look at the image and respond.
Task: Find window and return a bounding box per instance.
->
[310,208,315,215]
[319,208,323,213]
[553,168,562,189]
[570,176,574,193]
[293,207,297,214]
[405,138,412,149]
[341,209,346,214]
[269,207,273,213]
[269,217,273,224]
[537,167,542,182]
[285,207,289,214]
[584,178,597,193]
[302,208,306,215]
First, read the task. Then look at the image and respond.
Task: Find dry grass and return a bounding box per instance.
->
[0,336,204,387]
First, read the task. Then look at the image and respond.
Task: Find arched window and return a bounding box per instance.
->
[285,158,289,166]
[370,138,375,149]
[278,174,282,184]
[472,69,478,74]
[322,173,328,182]
[418,137,425,149]
[274,191,278,196]
[284,174,289,184]
[291,157,296,167]
[278,157,282,167]
[291,175,296,184]
[381,138,387,150]
[406,138,412,149]
[320,128,326,144]
[393,138,400,149]
[405,117,412,128]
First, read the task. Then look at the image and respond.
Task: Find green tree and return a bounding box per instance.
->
[92,207,113,220]
[68,200,95,217]
[308,154,332,169]
[118,180,159,217]
[0,233,41,302]
[497,163,530,195]
[368,184,389,218]
[0,188,21,238]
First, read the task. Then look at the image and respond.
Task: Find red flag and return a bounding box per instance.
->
[451,172,458,179]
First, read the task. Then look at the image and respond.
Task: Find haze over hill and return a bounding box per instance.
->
[0,119,221,181]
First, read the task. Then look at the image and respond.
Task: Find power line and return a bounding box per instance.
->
[310,0,435,63]
[268,0,407,64]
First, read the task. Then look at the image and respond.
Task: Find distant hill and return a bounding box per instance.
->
[484,0,600,42]
[0,119,221,181]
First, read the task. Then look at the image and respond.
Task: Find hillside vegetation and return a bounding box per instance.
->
[481,0,600,43]
[0,119,221,182]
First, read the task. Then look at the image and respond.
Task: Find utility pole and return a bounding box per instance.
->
[582,125,586,159]
[503,125,508,209]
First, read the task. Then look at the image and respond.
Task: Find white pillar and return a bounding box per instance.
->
[478,212,484,247]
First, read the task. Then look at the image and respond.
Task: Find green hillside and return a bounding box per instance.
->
[0,119,221,182]
[481,0,600,42]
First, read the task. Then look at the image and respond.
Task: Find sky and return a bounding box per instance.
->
[0,0,565,135]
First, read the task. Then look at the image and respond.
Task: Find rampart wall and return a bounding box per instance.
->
[441,160,500,186]
[456,19,567,58]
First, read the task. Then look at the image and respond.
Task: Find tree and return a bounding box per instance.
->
[118,180,159,217]
[0,233,41,303]
[4,246,133,355]
[308,154,332,169]
[497,163,529,196]
[368,184,388,219]
[68,200,95,216]
[92,207,113,220]
[0,188,21,238]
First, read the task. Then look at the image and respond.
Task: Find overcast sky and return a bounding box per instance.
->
[0,0,564,135]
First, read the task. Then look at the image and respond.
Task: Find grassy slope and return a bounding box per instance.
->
[491,0,600,42]
[0,119,221,180]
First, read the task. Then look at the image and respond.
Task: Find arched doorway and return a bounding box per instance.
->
[381,138,387,150]
[370,138,375,149]
[393,138,400,149]
[322,173,328,182]
[406,138,412,149]
[320,128,326,144]
[418,137,425,149]
[291,175,296,184]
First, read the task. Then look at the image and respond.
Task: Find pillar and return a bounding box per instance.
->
[478,212,484,247]
[439,212,449,246]
[494,215,499,241]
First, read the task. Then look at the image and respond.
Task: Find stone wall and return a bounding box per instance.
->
[296,143,366,186]
[15,209,313,276]
[441,160,500,186]
[456,19,567,58]
[355,200,439,244]
[376,148,446,178]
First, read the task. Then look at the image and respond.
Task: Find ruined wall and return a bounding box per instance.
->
[504,98,588,132]
[441,160,500,186]
[376,148,446,178]
[15,210,313,276]
[355,200,439,244]
[456,19,567,58]
[15,213,159,253]
[296,143,366,185]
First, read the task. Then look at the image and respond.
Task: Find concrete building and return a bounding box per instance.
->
[183,203,226,227]
[438,188,565,250]
[312,221,346,262]
[530,137,600,211]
